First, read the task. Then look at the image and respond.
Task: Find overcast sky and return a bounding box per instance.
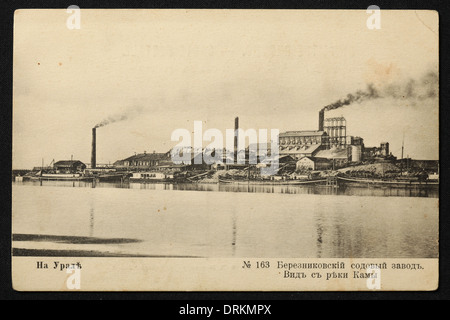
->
[13,10,438,169]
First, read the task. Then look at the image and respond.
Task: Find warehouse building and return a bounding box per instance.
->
[115,151,171,170]
[278,130,330,159]
[53,160,86,173]
[296,156,332,171]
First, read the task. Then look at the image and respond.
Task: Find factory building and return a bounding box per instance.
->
[279,111,369,167]
[345,136,365,163]
[380,142,390,157]
[53,160,86,173]
[315,147,352,169]
[278,130,330,159]
[324,117,347,147]
[296,156,332,171]
[115,151,171,170]
[363,142,394,161]
[346,136,364,147]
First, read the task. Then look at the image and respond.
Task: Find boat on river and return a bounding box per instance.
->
[218,178,327,185]
[129,171,175,183]
[29,173,93,181]
[96,172,129,182]
[337,176,439,188]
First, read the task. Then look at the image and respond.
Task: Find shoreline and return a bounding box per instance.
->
[12,248,201,258]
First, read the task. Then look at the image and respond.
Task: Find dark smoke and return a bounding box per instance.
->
[323,84,379,111]
[384,71,438,101]
[94,106,144,128]
[321,70,438,112]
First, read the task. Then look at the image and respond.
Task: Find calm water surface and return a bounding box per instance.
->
[12,181,438,258]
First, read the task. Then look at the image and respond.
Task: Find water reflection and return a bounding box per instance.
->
[316,213,324,259]
[231,212,237,257]
[12,183,438,258]
[89,207,94,237]
[14,180,438,198]
[129,183,174,191]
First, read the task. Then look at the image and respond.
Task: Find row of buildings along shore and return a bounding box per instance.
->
[19,113,439,179]
[105,115,397,173]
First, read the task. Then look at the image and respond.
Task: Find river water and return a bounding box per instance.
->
[12,181,439,258]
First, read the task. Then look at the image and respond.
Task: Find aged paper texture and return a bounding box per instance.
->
[12,9,438,291]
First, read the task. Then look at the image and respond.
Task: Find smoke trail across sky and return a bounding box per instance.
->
[322,70,438,112]
[94,105,144,128]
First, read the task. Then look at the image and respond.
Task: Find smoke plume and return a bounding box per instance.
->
[321,70,438,112]
[94,105,144,128]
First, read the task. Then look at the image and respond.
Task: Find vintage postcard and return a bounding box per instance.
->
[12,9,438,291]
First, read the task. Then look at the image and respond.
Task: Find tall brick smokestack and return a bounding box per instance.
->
[234,117,239,163]
[91,127,96,169]
[234,117,239,150]
[319,109,325,131]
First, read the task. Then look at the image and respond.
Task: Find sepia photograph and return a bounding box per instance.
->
[11,9,438,291]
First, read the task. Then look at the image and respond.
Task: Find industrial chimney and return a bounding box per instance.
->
[91,127,96,169]
[318,109,325,131]
[234,117,239,151]
[234,117,239,163]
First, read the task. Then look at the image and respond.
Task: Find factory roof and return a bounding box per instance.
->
[123,152,170,162]
[279,130,327,137]
[279,144,322,155]
[298,156,332,163]
[54,160,85,167]
[315,148,348,159]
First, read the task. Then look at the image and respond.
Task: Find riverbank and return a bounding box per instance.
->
[12,248,201,257]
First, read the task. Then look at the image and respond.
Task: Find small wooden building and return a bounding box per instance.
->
[296,157,332,171]
[53,160,86,173]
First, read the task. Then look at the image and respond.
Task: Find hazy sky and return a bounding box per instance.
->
[13,10,438,169]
